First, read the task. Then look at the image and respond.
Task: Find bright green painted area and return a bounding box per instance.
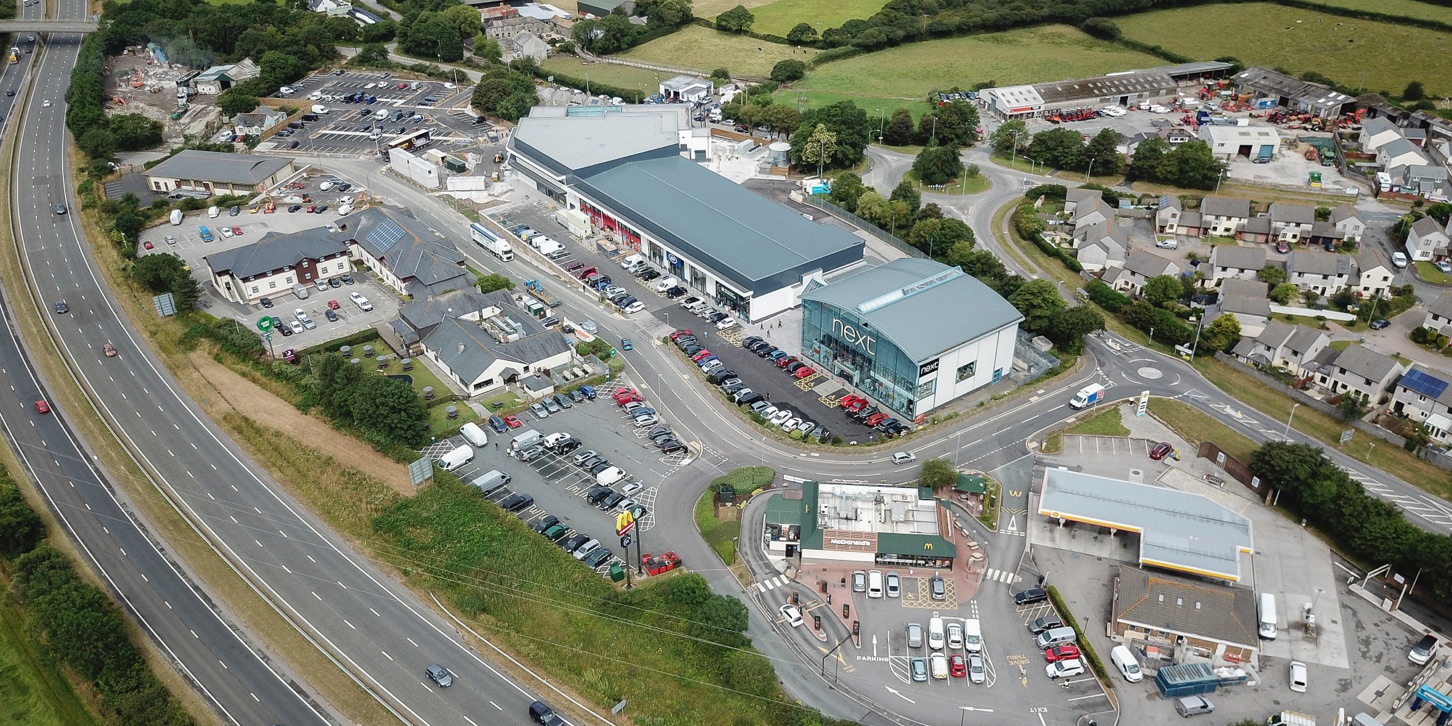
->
[0,598,104,726]
[1300,0,1452,26]
[789,26,1160,113]
[539,56,657,95]
[1116,4,1452,95]
[622,25,819,78]
[749,0,891,38]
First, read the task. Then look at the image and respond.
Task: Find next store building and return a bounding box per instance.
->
[800,259,1023,420]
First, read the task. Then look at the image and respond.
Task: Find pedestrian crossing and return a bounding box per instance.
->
[983,568,1019,585]
[755,575,789,592]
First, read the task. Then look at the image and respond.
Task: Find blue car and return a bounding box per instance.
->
[580,385,596,400]
[488,414,508,433]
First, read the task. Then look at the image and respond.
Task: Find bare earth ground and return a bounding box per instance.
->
[185,353,412,494]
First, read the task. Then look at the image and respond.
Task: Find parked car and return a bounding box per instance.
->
[1014,588,1049,606]
[1045,644,1081,662]
[1149,442,1174,460]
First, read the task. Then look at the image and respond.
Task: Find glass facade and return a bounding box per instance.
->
[801,299,923,417]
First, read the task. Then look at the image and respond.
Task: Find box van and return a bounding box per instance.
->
[1069,383,1105,409]
[208,205,220,218]
[169,209,183,225]
[867,570,883,599]
[460,422,488,447]
[596,466,626,486]
[1258,593,1278,639]
[1035,627,1077,650]
[292,283,310,299]
[1410,634,1438,665]
[436,445,473,472]
[470,470,510,495]
[963,618,982,652]
[1110,645,1142,682]
[928,617,945,650]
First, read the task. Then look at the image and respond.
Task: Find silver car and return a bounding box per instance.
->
[543,398,561,414]
[885,571,901,598]
[529,402,549,418]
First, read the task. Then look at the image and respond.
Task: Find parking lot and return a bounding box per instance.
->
[269,71,492,157]
[419,379,693,579]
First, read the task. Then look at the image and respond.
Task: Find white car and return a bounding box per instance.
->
[349,291,373,311]
[1100,105,1126,117]
[1288,660,1307,692]
[769,410,793,426]
[1046,658,1085,679]
[1393,251,1409,268]
[624,302,645,314]
[779,603,804,628]
[280,85,295,94]
[444,82,457,89]
[580,320,598,334]
[220,226,233,238]
[716,317,737,330]
[781,417,801,431]
[294,308,312,324]
[41,99,51,107]
[1149,104,1171,113]
[288,320,304,334]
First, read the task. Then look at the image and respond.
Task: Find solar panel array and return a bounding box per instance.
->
[367,218,407,254]
[1402,368,1448,400]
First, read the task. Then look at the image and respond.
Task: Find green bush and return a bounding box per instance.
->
[1086,281,1129,313]
[1046,585,1111,686]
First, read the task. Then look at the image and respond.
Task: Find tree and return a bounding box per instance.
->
[443,4,484,39]
[1128,136,1170,180]
[1159,141,1226,190]
[931,100,981,148]
[1142,275,1181,307]
[889,179,920,211]
[883,108,914,146]
[1303,289,1320,306]
[472,77,515,114]
[339,375,429,448]
[919,458,957,490]
[690,594,750,647]
[1007,279,1065,332]
[761,104,802,137]
[912,142,964,186]
[129,254,189,293]
[1337,394,1369,421]
[770,59,806,83]
[1027,128,1085,171]
[1270,283,1300,304]
[790,101,871,168]
[638,0,693,26]
[1427,202,1452,227]
[715,5,754,32]
[711,68,732,84]
[1082,128,1123,175]
[218,88,260,116]
[168,267,203,311]
[1046,306,1105,353]
[477,274,515,294]
[0,480,44,559]
[108,114,163,150]
[797,123,837,172]
[76,128,117,162]
[1257,266,1287,284]
[827,172,866,212]
[259,50,306,88]
[989,119,1028,156]
[786,22,818,45]
[1199,313,1241,353]
[356,43,389,64]
[360,19,397,43]
[474,36,502,63]
[1404,81,1426,101]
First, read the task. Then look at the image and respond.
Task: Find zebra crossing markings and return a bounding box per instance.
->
[983,569,1019,584]
[755,575,789,592]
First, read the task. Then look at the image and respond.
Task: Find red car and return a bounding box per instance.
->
[775,356,797,368]
[793,366,815,379]
[143,240,154,249]
[327,299,341,310]
[864,412,889,427]
[669,329,692,341]
[503,414,522,429]
[949,654,966,678]
[232,226,243,236]
[845,397,869,413]
[1149,442,1174,460]
[838,394,862,410]
[397,82,409,89]
[34,400,50,414]
[306,205,316,213]
[613,389,642,405]
[1045,644,1081,662]
[690,350,713,362]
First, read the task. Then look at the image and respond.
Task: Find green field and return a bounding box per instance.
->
[622,25,819,77]
[1116,4,1452,95]
[749,0,891,38]
[695,0,777,19]
[1300,0,1452,26]
[0,598,103,726]
[781,25,1161,116]
[539,56,659,95]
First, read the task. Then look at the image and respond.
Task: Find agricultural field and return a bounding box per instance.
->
[780,25,1161,118]
[1116,4,1452,95]
[622,25,818,78]
[1300,0,1452,26]
[749,0,891,38]
[694,0,778,19]
[539,56,659,96]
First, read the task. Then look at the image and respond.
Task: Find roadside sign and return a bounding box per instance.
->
[620,534,632,548]
[1340,429,1354,445]
[615,510,635,536]
[1137,391,1149,417]
[257,316,273,331]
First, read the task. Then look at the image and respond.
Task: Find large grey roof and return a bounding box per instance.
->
[1381,137,1428,162]
[1233,66,1352,110]
[1269,202,1315,225]
[146,150,292,185]
[1241,216,1271,235]
[1033,70,1174,105]
[1396,364,1452,410]
[1212,245,1265,271]
[397,288,503,336]
[205,227,349,279]
[1123,249,1177,278]
[422,316,571,382]
[578,155,864,295]
[1288,249,1352,277]
[1330,204,1362,224]
[510,110,681,174]
[1284,326,1327,354]
[1332,344,1402,383]
[1253,319,1294,348]
[1200,196,1250,219]
[1428,291,1452,321]
[348,207,468,295]
[1040,469,1253,581]
[800,258,1022,362]
[1114,566,1260,648]
[1412,216,1447,240]
[1361,116,1399,138]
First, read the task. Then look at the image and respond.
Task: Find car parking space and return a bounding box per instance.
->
[273,71,489,156]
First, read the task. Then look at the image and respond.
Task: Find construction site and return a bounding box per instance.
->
[103,44,223,148]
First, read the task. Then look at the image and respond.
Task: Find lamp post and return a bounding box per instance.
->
[954,428,963,468]
[1085,157,1095,181]
[876,108,885,144]
[1284,402,1301,442]
[1189,314,1206,363]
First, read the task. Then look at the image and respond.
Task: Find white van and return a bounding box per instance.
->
[436,445,473,472]
[867,570,883,599]
[928,617,945,650]
[208,205,220,218]
[1035,627,1077,650]
[596,466,626,486]
[292,283,310,299]
[963,618,983,652]
[1110,645,1143,682]
[169,209,183,225]
[620,253,645,269]
[1258,593,1278,640]
[470,469,510,495]
[311,104,329,115]
[459,422,488,447]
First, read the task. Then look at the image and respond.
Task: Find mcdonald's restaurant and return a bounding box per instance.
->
[766,480,957,570]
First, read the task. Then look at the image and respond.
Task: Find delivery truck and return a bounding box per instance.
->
[1265,710,1315,726]
[1069,383,1105,410]
[470,222,513,261]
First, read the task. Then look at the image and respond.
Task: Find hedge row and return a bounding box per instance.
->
[527,65,648,103]
[0,470,195,726]
[1046,584,1112,687]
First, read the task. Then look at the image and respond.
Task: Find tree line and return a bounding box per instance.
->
[0,470,195,726]
[989,120,1229,190]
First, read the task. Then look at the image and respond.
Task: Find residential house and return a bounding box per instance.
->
[1071,194,1114,229]
[1268,202,1316,244]
[1200,196,1251,237]
[1330,204,1365,242]
[1215,278,1272,336]
[1307,221,1344,250]
[1423,291,1452,334]
[1155,194,1181,234]
[347,207,470,298]
[1405,216,1450,262]
[1074,221,1128,272]
[506,32,549,63]
[1230,320,1329,375]
[1353,249,1394,300]
[1064,187,1101,216]
[1404,165,1450,199]
[1378,137,1431,175]
[1310,344,1405,403]
[1391,365,1452,444]
[1359,116,1404,152]
[1104,249,1180,296]
[307,0,355,16]
[480,5,551,41]
[1176,211,1203,238]
[1238,216,1272,244]
[1286,249,1354,296]
[1207,245,1266,287]
[230,105,286,137]
[204,227,353,304]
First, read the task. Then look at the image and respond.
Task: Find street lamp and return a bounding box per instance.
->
[1188,314,1206,363]
[1283,403,1301,442]
[954,428,963,468]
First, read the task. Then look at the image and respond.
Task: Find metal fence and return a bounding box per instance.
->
[798,195,926,259]
[1013,331,1059,383]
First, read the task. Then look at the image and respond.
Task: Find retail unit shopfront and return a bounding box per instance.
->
[789,481,957,569]
[800,259,1023,420]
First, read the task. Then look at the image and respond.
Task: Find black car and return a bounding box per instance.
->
[328,277,342,288]
[260,297,274,309]
[598,492,624,510]
[588,461,613,476]
[655,437,682,450]
[660,441,687,454]
[529,700,567,726]
[721,381,746,395]
[567,388,585,403]
[586,486,613,504]
[288,204,302,213]
[1013,587,1049,606]
[340,273,354,285]
[667,286,687,298]
[736,392,763,406]
[54,300,68,314]
[1029,614,1063,634]
[639,269,661,281]
[500,493,534,512]
[324,309,339,322]
[578,455,605,471]
[555,438,582,454]
[742,336,763,347]
[560,533,590,554]
[647,426,672,439]
[532,515,560,533]
[582,547,614,569]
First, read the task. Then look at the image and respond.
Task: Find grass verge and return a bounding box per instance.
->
[0,595,103,726]
[976,476,1000,531]
[1147,397,1259,464]
[905,168,992,196]
[1042,406,1130,453]
[538,56,660,95]
[1047,585,1110,687]
[1416,260,1452,285]
[697,467,774,565]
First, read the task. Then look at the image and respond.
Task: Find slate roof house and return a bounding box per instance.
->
[1268,202,1316,244]
[1286,249,1354,296]
[1309,344,1405,403]
[1423,291,1452,334]
[1405,216,1450,262]
[346,207,470,298]
[1207,245,1266,287]
[1331,204,1365,242]
[1214,278,1272,336]
[1391,365,1452,444]
[1103,249,1180,296]
[1200,196,1251,236]
[1230,320,1328,375]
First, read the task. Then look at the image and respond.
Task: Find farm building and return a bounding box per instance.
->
[1198,125,1280,161]
[980,62,1233,121]
[1231,67,1355,119]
